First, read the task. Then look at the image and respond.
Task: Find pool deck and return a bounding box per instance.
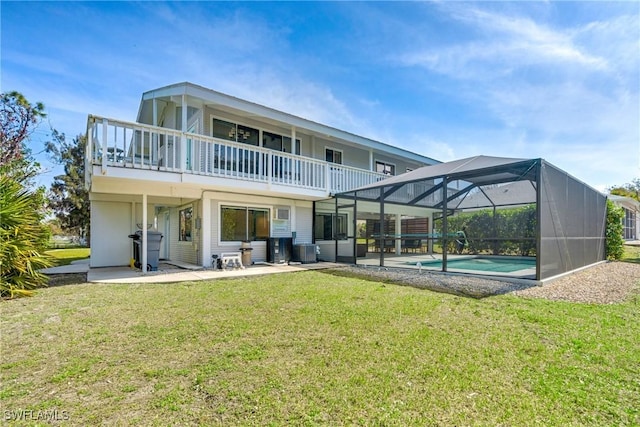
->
[50,249,622,284]
[41,254,537,284]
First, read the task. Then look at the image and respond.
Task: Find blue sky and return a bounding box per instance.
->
[2,1,638,192]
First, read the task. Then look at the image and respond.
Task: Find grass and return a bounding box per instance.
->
[1,270,638,426]
[622,243,640,264]
[45,247,90,267]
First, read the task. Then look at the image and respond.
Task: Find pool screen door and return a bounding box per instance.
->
[335,198,356,264]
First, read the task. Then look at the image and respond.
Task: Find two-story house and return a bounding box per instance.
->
[86,82,439,270]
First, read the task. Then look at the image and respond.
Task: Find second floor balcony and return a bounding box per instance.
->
[86,115,390,197]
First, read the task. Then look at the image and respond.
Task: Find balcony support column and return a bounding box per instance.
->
[202,194,212,267]
[142,193,148,274]
[131,202,136,264]
[152,98,158,126]
[101,118,108,175]
[180,94,188,172]
[326,164,331,194]
[291,126,298,182]
[291,126,296,149]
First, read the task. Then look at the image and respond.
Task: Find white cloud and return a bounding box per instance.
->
[388,3,639,189]
[399,5,609,79]
[388,134,456,163]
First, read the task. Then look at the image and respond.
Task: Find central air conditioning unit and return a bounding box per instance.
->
[293,244,317,264]
[274,207,290,220]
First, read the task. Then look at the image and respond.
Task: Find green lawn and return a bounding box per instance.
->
[1,270,638,426]
[45,247,90,266]
[622,244,640,264]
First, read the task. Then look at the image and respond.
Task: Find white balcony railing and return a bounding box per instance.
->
[87,115,388,194]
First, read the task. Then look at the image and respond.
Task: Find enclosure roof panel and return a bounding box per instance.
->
[455,180,537,209]
[344,155,538,193]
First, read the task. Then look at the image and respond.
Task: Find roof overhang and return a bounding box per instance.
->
[136,82,440,166]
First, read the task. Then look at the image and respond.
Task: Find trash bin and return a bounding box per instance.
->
[239,240,253,266]
[128,231,163,271]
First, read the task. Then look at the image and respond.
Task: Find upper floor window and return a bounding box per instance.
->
[213,117,300,153]
[282,136,301,155]
[212,118,258,146]
[237,124,259,146]
[212,118,236,141]
[376,161,395,176]
[176,107,200,129]
[263,131,283,151]
[325,148,342,164]
[263,132,300,154]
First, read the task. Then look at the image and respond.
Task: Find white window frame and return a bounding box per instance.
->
[178,205,194,244]
[325,147,343,164]
[218,202,273,246]
[375,160,396,176]
[210,115,259,145]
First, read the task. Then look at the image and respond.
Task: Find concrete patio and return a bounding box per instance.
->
[42,259,344,284]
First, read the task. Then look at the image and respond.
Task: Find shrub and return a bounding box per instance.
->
[605,199,624,260]
[435,205,536,256]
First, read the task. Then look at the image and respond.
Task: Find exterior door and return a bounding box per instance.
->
[162,212,170,260]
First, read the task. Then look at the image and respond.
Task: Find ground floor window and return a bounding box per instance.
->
[624,208,636,240]
[315,213,348,240]
[179,206,193,241]
[221,206,269,241]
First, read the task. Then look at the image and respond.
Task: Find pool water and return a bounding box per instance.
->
[407,257,536,273]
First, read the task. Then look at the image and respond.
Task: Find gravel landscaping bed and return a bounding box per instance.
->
[514,261,640,304]
[333,261,640,304]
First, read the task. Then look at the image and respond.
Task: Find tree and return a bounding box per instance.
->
[609,178,640,202]
[0,91,46,180]
[45,131,90,244]
[0,91,52,297]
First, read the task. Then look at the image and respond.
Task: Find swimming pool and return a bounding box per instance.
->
[406,257,536,273]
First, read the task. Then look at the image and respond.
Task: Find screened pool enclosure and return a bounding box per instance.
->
[318,156,606,281]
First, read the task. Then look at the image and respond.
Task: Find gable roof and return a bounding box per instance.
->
[137,82,440,166]
[609,195,640,210]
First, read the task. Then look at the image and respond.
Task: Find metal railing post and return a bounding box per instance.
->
[267,152,272,186]
[326,164,331,193]
[101,118,108,175]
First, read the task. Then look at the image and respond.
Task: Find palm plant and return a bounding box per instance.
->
[0,175,52,298]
